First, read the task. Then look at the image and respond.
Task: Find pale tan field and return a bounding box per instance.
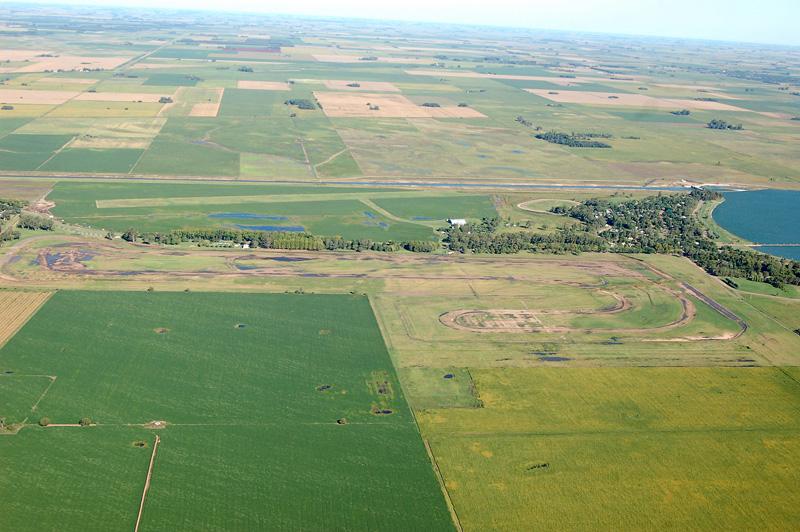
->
[189,102,220,117]
[0,291,53,348]
[0,50,51,61]
[407,70,638,85]
[314,91,431,117]
[37,77,99,85]
[0,89,79,104]
[322,80,400,92]
[74,92,173,103]
[236,80,291,90]
[524,89,748,111]
[314,91,486,118]
[13,56,131,73]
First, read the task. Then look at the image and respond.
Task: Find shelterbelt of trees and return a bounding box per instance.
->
[445,190,800,288]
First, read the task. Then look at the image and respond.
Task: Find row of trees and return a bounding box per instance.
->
[119,227,439,254]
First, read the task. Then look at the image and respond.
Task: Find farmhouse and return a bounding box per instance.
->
[448,218,467,226]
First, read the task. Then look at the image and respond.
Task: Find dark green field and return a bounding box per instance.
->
[0,291,454,531]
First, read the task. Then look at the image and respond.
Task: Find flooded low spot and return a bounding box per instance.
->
[539,356,570,362]
[209,213,288,220]
[511,150,523,153]
[443,374,455,379]
[233,225,306,232]
[133,441,148,447]
[5,370,14,374]
[154,328,170,334]
[372,409,393,415]
[364,211,376,219]
[477,155,488,158]
[317,385,331,391]
[236,324,246,328]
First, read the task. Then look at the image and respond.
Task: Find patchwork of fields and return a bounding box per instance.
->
[2,6,800,532]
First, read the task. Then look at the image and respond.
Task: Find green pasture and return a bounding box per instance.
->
[142,73,200,87]
[0,291,454,530]
[0,426,153,532]
[40,148,144,174]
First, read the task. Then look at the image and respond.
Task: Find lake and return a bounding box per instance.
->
[712,189,800,261]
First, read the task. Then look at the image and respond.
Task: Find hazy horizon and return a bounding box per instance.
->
[6,0,800,47]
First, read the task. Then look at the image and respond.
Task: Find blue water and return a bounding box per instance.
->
[361,222,389,227]
[713,190,800,261]
[412,216,443,220]
[511,150,523,154]
[477,155,488,158]
[456,141,470,146]
[234,225,306,232]
[363,212,376,219]
[210,213,288,220]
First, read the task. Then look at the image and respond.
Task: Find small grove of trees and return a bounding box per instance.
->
[158,96,173,103]
[421,102,441,107]
[535,130,612,148]
[285,99,315,110]
[669,109,690,116]
[38,418,50,426]
[79,418,91,427]
[707,119,743,130]
[18,214,54,231]
[346,83,360,87]
[122,227,139,242]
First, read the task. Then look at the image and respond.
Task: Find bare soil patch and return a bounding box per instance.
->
[0,89,79,104]
[524,89,747,111]
[74,92,173,103]
[14,56,131,73]
[315,92,482,118]
[37,77,99,85]
[313,55,427,64]
[189,101,221,117]
[237,80,291,91]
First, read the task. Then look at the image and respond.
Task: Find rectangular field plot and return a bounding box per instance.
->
[420,367,800,531]
[0,427,154,532]
[0,291,454,531]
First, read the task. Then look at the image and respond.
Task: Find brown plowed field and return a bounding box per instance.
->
[0,291,53,347]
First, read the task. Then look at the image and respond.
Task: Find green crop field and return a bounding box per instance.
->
[418,367,800,531]
[0,291,455,531]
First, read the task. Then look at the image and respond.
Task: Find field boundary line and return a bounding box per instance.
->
[30,375,57,413]
[422,438,463,532]
[135,434,160,532]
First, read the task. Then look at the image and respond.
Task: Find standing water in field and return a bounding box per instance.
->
[713,190,800,261]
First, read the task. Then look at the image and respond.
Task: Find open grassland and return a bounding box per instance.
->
[418,367,800,532]
[3,242,796,369]
[0,291,454,531]
[45,181,494,240]
[0,290,52,347]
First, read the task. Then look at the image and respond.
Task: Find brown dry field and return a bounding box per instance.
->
[0,50,50,61]
[314,91,431,117]
[13,56,132,73]
[407,70,638,85]
[0,89,79,104]
[0,291,53,348]
[424,106,487,118]
[189,102,221,117]
[236,80,291,91]
[322,80,400,92]
[71,137,151,149]
[314,91,486,118]
[523,89,748,111]
[37,77,99,85]
[74,92,174,103]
